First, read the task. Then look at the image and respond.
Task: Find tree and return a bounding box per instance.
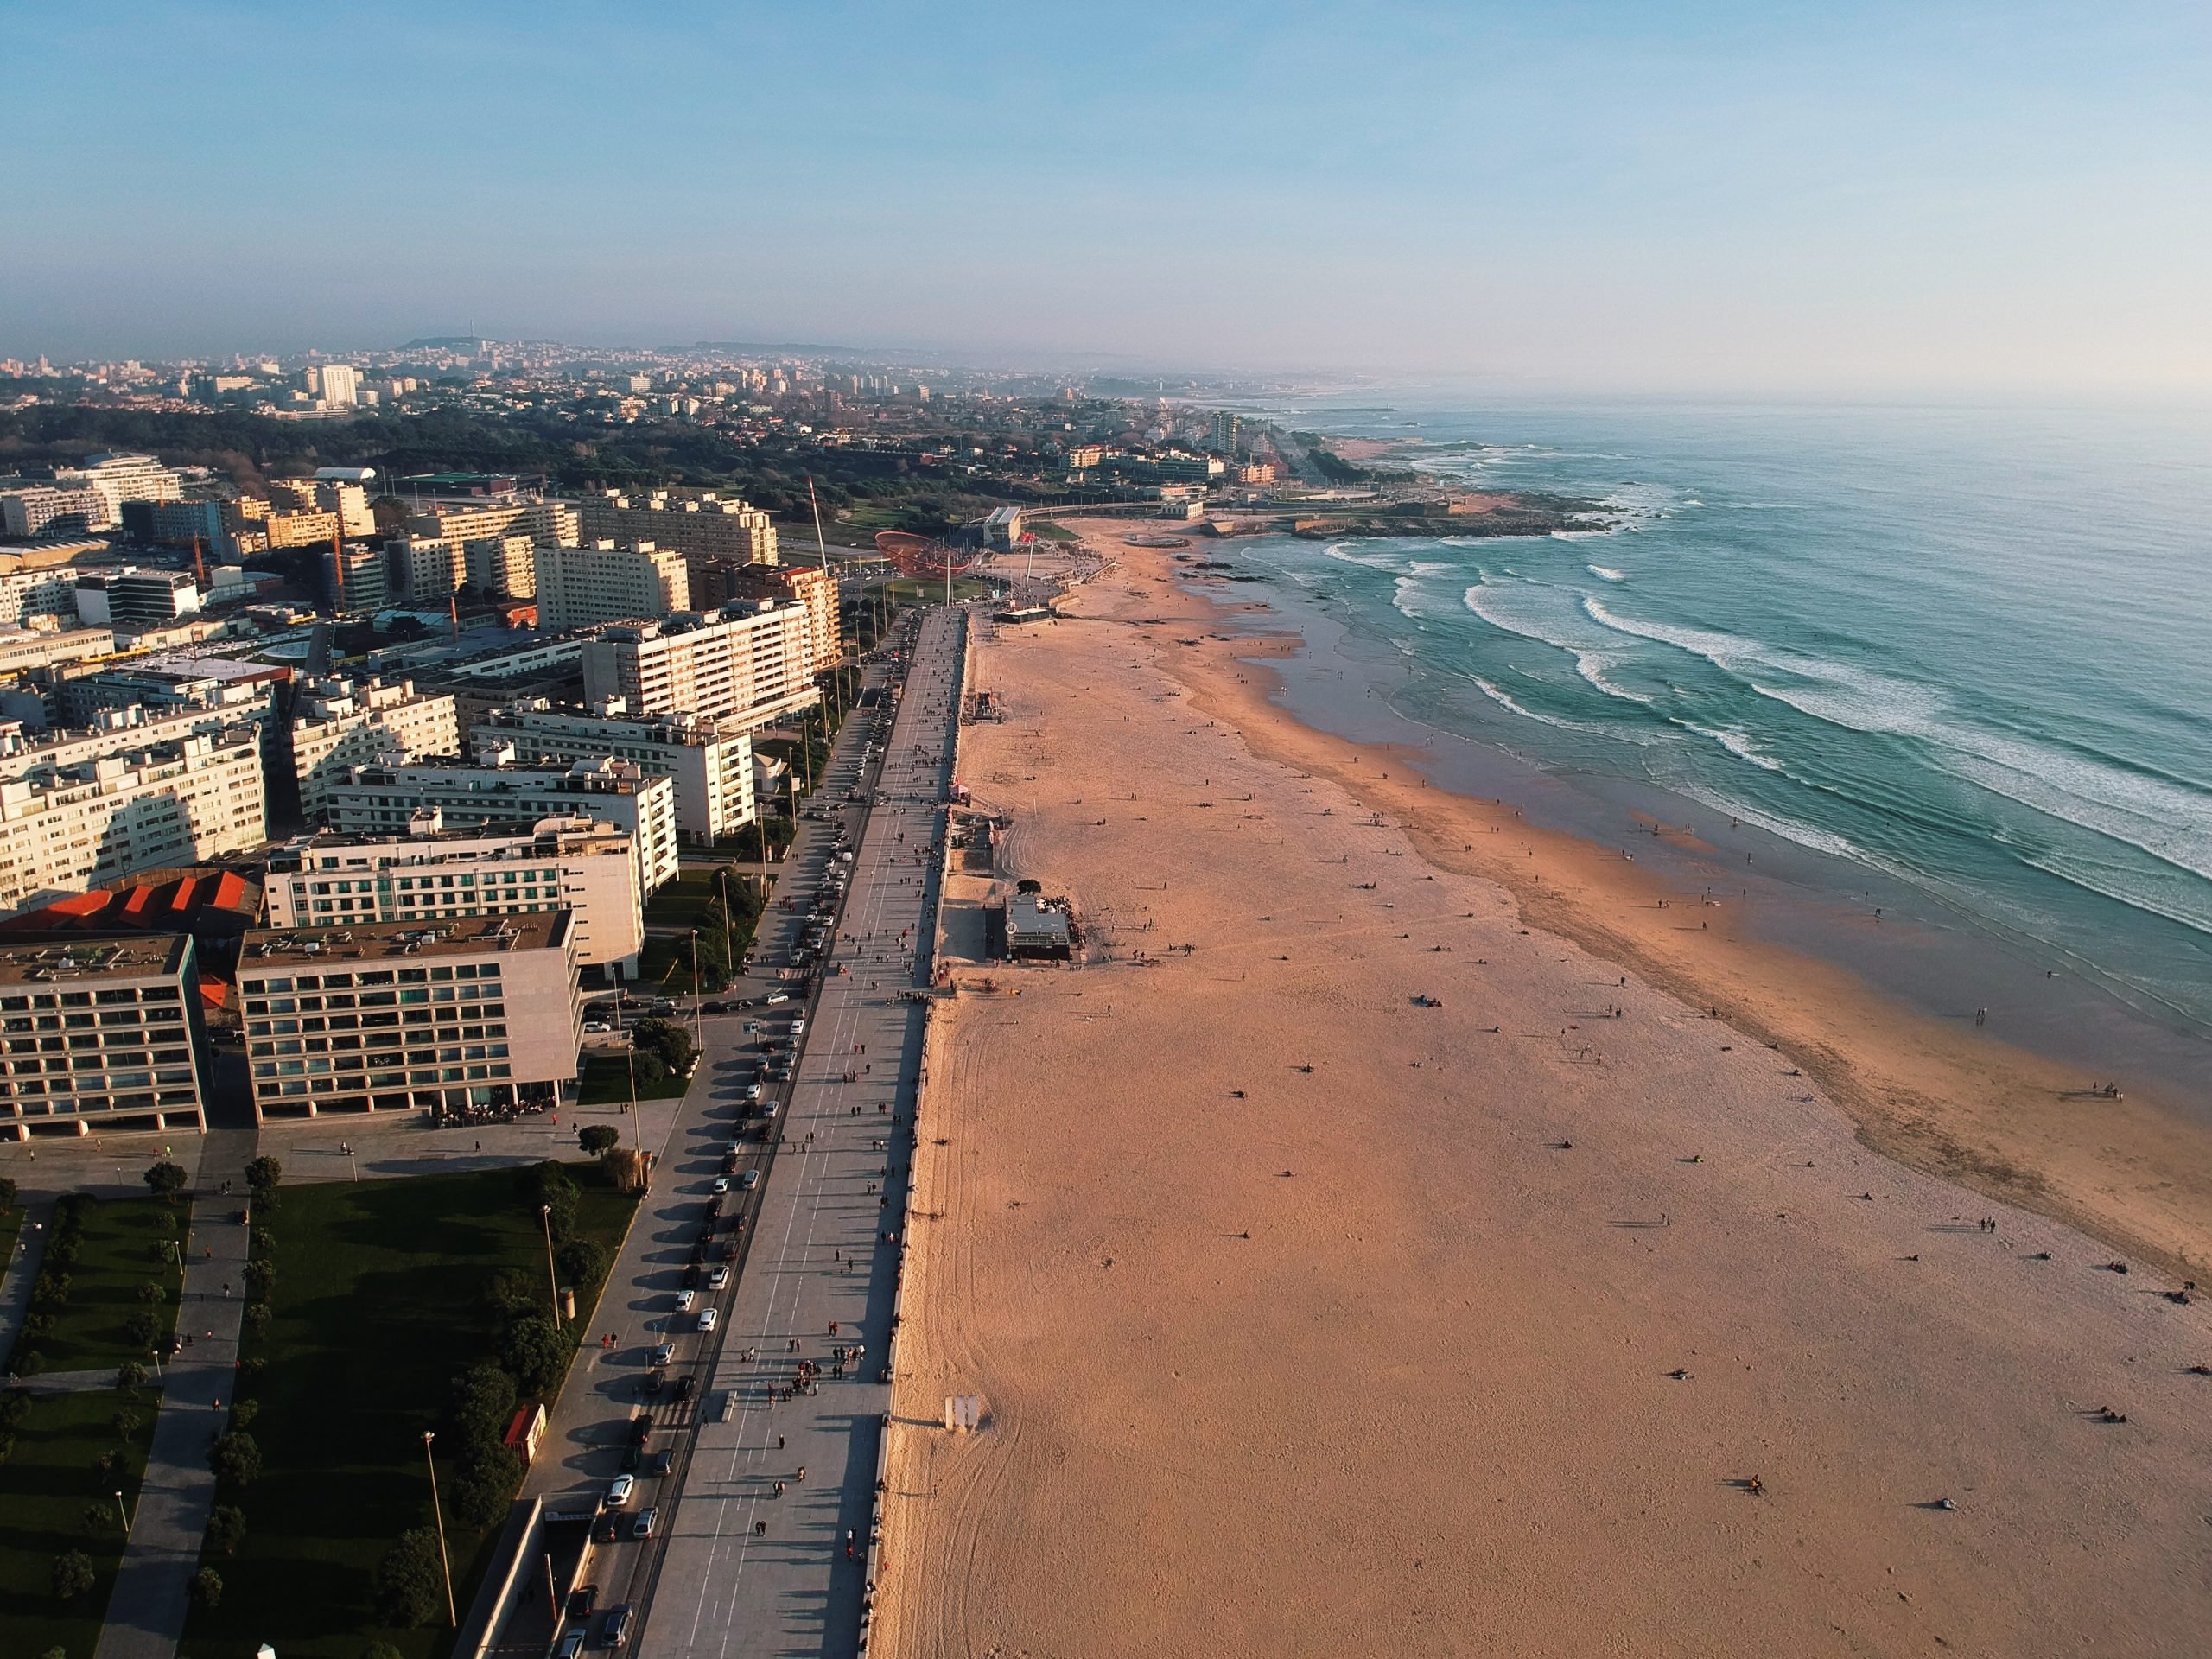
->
[450,1446,523,1528]
[243,1260,276,1300]
[245,1155,283,1195]
[116,1360,148,1390]
[631,1018,696,1076]
[137,1278,167,1305]
[374,1528,445,1627]
[124,1311,156,1349]
[0,1391,29,1430]
[207,1503,247,1557]
[448,1363,516,1459]
[0,1173,16,1211]
[501,1313,569,1395]
[556,1236,607,1290]
[51,1549,94,1602]
[143,1161,188,1200]
[189,1567,223,1609]
[362,1643,406,1659]
[111,1408,141,1440]
[577,1125,619,1155]
[230,1399,258,1429]
[81,1502,116,1533]
[209,1431,262,1488]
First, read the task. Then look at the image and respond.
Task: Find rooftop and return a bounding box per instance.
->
[0,931,189,985]
[242,911,569,966]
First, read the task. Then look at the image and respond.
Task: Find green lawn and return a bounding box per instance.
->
[882,576,995,604]
[175,1166,635,1659]
[20,1197,181,1376]
[0,1385,161,1659]
[577,1052,694,1105]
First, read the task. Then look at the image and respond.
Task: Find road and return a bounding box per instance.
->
[638,603,965,1659]
[498,604,967,1659]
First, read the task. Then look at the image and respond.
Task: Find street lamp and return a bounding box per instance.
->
[422,1431,457,1627]
[114,1488,134,1531]
[538,1204,562,1325]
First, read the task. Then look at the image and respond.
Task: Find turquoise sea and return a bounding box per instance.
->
[1215,395,2212,1093]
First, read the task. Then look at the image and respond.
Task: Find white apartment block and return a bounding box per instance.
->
[0,627,117,677]
[0,569,85,626]
[0,933,207,1141]
[317,365,360,408]
[406,499,581,550]
[317,756,679,898]
[472,701,755,842]
[580,603,820,730]
[289,677,462,821]
[237,911,579,1121]
[263,816,644,975]
[0,726,267,915]
[532,541,690,632]
[0,688,273,784]
[0,484,108,538]
[464,534,537,599]
[581,489,779,564]
[388,535,461,601]
[50,454,181,530]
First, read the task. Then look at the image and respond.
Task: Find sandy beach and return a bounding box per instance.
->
[871,529,2212,1656]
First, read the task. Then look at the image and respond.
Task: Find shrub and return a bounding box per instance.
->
[0,1390,29,1429]
[51,1548,95,1602]
[124,1311,156,1349]
[207,1503,247,1556]
[230,1399,258,1430]
[556,1236,607,1289]
[209,1431,262,1488]
[137,1278,168,1305]
[14,1348,48,1377]
[577,1125,619,1155]
[81,1502,117,1533]
[0,1173,16,1209]
[242,1304,270,1337]
[143,1161,188,1200]
[373,1528,446,1626]
[188,1567,222,1609]
[448,1363,516,1459]
[450,1446,523,1528]
[111,1408,141,1440]
[500,1314,568,1395]
[243,1259,276,1300]
[244,1155,283,1195]
[117,1360,148,1390]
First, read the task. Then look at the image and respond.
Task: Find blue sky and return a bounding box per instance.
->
[4,1,2209,392]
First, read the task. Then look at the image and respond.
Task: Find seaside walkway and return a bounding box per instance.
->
[639,605,965,1659]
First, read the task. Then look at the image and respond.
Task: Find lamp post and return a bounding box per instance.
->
[689,930,702,1025]
[423,1431,457,1627]
[538,1204,561,1325]
[114,1488,134,1531]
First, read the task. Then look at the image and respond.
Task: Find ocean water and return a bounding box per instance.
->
[1218,395,2212,1054]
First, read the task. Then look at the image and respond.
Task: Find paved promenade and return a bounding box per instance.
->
[642,606,964,1659]
[93,1125,256,1659]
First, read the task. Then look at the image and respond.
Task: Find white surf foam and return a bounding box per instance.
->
[1587,564,1629,582]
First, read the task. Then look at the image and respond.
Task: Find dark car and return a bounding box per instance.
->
[648,1450,674,1478]
[602,1605,633,1648]
[629,1417,652,1446]
[672,1375,695,1402]
[681,1262,701,1288]
[640,1372,664,1398]
[620,1444,641,1472]
[594,1514,620,1543]
[568,1583,598,1619]
[702,1001,732,1014]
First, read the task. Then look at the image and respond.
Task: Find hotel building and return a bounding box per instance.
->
[471,702,754,842]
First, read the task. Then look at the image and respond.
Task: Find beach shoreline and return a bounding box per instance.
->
[1084,521,2212,1281]
[871,537,2212,1656]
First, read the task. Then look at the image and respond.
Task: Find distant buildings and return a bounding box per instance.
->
[532,541,690,632]
[50,454,181,530]
[236,911,579,1122]
[287,677,462,821]
[580,489,779,565]
[315,364,360,408]
[264,816,645,975]
[983,505,1025,550]
[472,701,756,842]
[318,755,680,898]
[73,569,201,630]
[580,604,818,729]
[1,483,107,538]
[120,498,236,559]
[0,932,208,1141]
[690,562,841,674]
[465,534,537,601]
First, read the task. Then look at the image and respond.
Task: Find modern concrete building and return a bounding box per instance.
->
[0,932,207,1140]
[288,677,462,821]
[317,756,679,897]
[0,483,107,538]
[0,685,274,779]
[580,489,778,564]
[532,541,689,632]
[0,569,85,626]
[464,534,537,600]
[0,626,117,677]
[579,604,819,730]
[692,561,842,674]
[387,535,462,601]
[405,499,581,552]
[264,815,644,975]
[73,569,202,631]
[325,543,391,613]
[51,454,182,530]
[119,498,238,558]
[983,505,1025,549]
[237,910,579,1121]
[316,364,360,408]
[0,725,267,914]
[471,701,755,842]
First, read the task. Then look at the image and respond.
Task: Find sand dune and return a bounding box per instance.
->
[872,546,2212,1657]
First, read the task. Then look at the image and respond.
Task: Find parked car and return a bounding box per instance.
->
[765,991,791,1006]
[632,1507,659,1540]
[702,1001,732,1014]
[606,1474,635,1508]
[674,1289,694,1313]
[602,1605,633,1649]
[569,1584,598,1619]
[652,1342,675,1367]
[739,1169,760,1191]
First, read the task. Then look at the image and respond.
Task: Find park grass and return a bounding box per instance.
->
[578,1052,694,1106]
[27,1197,181,1375]
[175,1165,635,1659]
[0,1384,160,1659]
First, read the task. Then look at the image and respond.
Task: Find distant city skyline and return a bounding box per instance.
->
[4,1,2209,395]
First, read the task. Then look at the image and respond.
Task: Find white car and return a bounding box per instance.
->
[698,1308,718,1332]
[743,1083,764,1101]
[709,1265,731,1290]
[607,1474,635,1508]
[712,1175,730,1193]
[674,1289,694,1312]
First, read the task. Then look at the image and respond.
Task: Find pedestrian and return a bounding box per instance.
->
[778,1434,785,1449]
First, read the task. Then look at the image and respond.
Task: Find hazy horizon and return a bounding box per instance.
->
[5,1,2209,397]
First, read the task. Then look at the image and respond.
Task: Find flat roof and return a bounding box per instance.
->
[241,911,569,967]
[0,932,188,986]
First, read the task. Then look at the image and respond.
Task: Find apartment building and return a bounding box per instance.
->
[73,569,202,631]
[0,687,274,784]
[0,933,207,1140]
[579,603,819,730]
[237,911,579,1121]
[264,815,643,974]
[318,756,679,897]
[0,483,107,539]
[289,677,461,821]
[580,489,779,564]
[50,454,182,530]
[472,701,754,841]
[120,499,238,559]
[272,478,375,537]
[464,534,537,600]
[0,626,118,678]
[0,726,267,914]
[532,541,689,632]
[0,569,85,626]
[700,561,842,673]
[260,507,342,550]
[387,535,461,601]
[325,543,391,613]
[405,499,581,551]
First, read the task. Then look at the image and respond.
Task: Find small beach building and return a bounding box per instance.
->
[1006,893,1072,961]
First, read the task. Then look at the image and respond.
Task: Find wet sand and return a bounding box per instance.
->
[871,535,2212,1657]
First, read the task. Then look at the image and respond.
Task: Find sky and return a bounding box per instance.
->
[4,0,2211,395]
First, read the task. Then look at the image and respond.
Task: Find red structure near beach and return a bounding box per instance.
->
[875,530,981,580]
